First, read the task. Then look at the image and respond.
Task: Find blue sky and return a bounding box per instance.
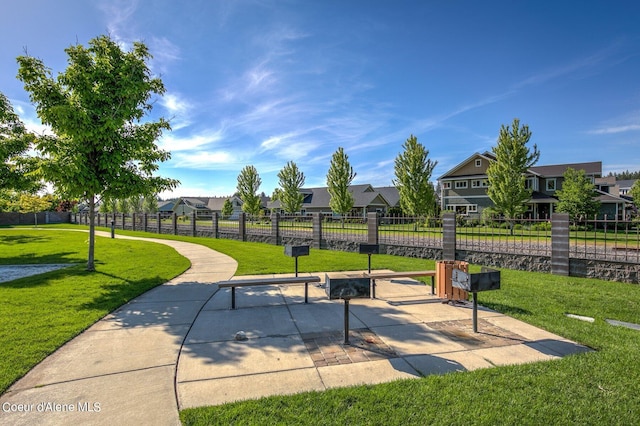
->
[2,1,639,199]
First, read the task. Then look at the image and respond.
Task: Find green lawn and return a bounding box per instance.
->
[0,228,190,393]
[2,225,640,424]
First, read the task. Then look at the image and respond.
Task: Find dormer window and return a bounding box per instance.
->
[475,159,482,167]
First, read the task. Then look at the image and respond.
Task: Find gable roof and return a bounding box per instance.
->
[438,151,496,180]
[268,184,391,210]
[529,161,602,178]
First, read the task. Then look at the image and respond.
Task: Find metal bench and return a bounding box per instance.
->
[363,270,436,298]
[216,276,322,309]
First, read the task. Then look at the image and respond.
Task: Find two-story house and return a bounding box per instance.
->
[438,152,630,220]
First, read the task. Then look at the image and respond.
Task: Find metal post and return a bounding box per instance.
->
[295,257,299,277]
[343,299,350,345]
[304,282,308,304]
[367,253,372,274]
[231,287,236,310]
[110,220,115,239]
[472,292,478,333]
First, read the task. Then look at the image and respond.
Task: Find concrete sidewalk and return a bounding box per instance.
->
[0,232,591,425]
[0,232,238,426]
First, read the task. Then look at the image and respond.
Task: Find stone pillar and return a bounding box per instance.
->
[157,212,162,234]
[271,212,280,245]
[312,213,323,249]
[442,212,456,260]
[172,212,178,235]
[132,213,136,231]
[212,212,219,238]
[367,212,378,244]
[551,213,570,276]
[239,213,246,241]
[143,213,148,233]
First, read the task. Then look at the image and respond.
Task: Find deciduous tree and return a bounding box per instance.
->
[393,135,437,225]
[236,165,262,216]
[556,167,600,223]
[326,147,356,225]
[487,118,540,232]
[276,161,305,213]
[222,198,234,218]
[0,92,39,192]
[17,35,178,270]
[18,193,51,226]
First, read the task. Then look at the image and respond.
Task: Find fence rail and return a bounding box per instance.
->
[82,212,640,263]
[77,212,639,283]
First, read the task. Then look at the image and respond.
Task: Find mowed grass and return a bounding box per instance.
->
[178,269,640,425]
[4,225,640,424]
[0,229,190,393]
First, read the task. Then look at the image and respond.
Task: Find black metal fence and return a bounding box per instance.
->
[76,211,639,282]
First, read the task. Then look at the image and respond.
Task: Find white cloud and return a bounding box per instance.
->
[172,151,237,169]
[587,111,640,135]
[159,128,224,152]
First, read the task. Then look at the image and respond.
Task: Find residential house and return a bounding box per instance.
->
[267,184,395,217]
[169,195,245,218]
[438,152,631,220]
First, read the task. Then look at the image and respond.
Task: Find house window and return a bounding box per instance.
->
[525,178,535,190]
[546,179,556,192]
[472,179,488,188]
[455,181,468,189]
[468,204,478,212]
[442,182,451,189]
[475,159,482,167]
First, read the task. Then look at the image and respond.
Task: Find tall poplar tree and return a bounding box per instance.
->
[17,35,178,271]
[326,147,356,226]
[236,165,262,216]
[393,134,437,225]
[276,161,305,213]
[487,118,540,231]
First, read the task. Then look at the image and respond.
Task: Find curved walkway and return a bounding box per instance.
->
[0,231,238,426]
[1,230,592,424]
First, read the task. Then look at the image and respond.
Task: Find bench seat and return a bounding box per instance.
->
[217,276,322,309]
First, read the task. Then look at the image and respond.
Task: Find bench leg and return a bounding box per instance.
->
[431,276,435,295]
[231,286,236,309]
[371,278,376,299]
[305,282,308,303]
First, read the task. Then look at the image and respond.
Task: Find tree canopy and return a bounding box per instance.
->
[276,161,305,213]
[0,92,39,192]
[393,134,437,218]
[236,165,262,216]
[555,167,600,223]
[487,118,540,222]
[17,34,178,270]
[326,147,356,218]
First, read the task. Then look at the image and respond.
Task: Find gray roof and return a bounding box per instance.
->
[268,184,392,210]
[528,161,602,177]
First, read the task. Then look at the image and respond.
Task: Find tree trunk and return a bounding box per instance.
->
[87,195,96,271]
